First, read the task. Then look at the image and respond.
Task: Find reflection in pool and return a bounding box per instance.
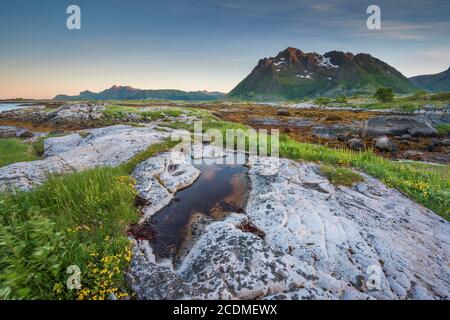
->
[137,161,249,260]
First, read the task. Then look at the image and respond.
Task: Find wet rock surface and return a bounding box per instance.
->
[0,125,171,191]
[128,157,450,300]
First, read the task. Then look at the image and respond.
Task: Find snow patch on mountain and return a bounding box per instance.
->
[317,56,339,69]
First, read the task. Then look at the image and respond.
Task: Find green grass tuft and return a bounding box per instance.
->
[0,139,176,300]
[0,138,41,167]
[0,166,137,300]
[124,139,179,173]
[436,124,450,136]
[320,165,364,186]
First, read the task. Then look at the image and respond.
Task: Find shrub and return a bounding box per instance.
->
[374,87,394,103]
[411,90,428,99]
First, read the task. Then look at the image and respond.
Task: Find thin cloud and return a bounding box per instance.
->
[343,19,450,40]
[310,4,335,12]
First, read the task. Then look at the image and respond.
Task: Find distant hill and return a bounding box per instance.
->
[54,85,225,101]
[409,67,450,92]
[228,47,417,100]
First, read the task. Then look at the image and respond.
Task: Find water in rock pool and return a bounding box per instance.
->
[136,162,249,260]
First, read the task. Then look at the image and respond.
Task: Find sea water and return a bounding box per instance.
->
[0,103,28,112]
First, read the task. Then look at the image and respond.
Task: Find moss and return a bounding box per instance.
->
[320,165,364,186]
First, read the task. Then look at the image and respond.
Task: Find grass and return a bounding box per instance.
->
[140,109,182,120]
[123,139,179,172]
[159,119,248,135]
[436,124,450,136]
[0,138,41,167]
[308,92,450,111]
[320,165,364,186]
[102,105,137,120]
[102,105,205,122]
[0,139,176,300]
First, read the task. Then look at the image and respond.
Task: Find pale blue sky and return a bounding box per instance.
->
[1,0,449,98]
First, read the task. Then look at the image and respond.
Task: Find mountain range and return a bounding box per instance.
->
[228,47,418,100]
[54,48,450,102]
[54,86,225,101]
[409,67,450,93]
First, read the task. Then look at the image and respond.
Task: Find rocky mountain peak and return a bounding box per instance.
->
[228,47,417,99]
[109,85,137,91]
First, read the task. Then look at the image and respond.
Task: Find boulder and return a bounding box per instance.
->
[400,134,412,140]
[128,157,450,300]
[337,133,350,142]
[374,136,397,152]
[403,150,424,160]
[427,138,450,151]
[277,109,290,116]
[441,139,450,147]
[0,125,31,138]
[0,104,107,127]
[347,138,365,151]
[49,130,66,136]
[425,138,450,152]
[360,116,438,137]
[323,115,343,122]
[0,126,22,138]
[48,103,106,126]
[18,130,34,138]
[0,106,49,122]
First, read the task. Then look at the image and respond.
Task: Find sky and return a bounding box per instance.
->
[0,0,449,99]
